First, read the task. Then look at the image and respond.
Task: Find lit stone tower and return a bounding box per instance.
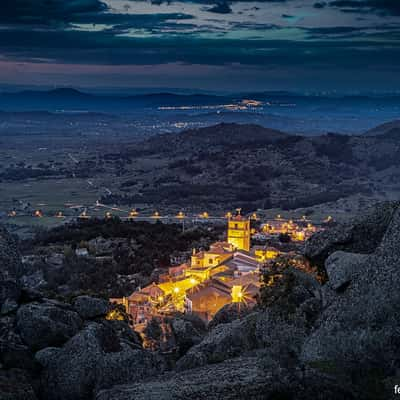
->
[227,209,250,252]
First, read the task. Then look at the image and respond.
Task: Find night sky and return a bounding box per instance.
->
[1,0,400,92]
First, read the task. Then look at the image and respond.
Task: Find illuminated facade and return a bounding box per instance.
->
[227,214,251,252]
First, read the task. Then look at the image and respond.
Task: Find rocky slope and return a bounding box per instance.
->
[99,201,400,400]
[0,227,165,400]
[2,201,400,399]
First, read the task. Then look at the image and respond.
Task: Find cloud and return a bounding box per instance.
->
[0,0,108,25]
[329,0,400,16]
[207,2,232,14]
[0,0,399,91]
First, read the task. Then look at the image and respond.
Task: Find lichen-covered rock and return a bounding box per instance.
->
[0,368,38,400]
[37,322,164,400]
[176,314,258,371]
[97,356,268,400]
[0,226,23,310]
[301,205,400,385]
[0,314,37,372]
[16,301,83,351]
[324,251,368,290]
[73,295,110,319]
[208,302,252,330]
[177,269,321,372]
[304,201,398,266]
[96,356,355,400]
[170,314,206,356]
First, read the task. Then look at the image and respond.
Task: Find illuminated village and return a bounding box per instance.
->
[110,210,322,331]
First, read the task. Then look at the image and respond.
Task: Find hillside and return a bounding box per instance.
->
[364,119,400,136]
[142,123,289,152]
[99,123,400,211]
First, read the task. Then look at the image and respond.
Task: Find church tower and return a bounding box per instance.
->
[227,210,250,252]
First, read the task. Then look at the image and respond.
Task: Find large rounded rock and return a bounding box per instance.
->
[0,314,37,371]
[16,301,83,351]
[96,355,355,400]
[176,314,258,371]
[324,251,368,291]
[301,206,400,383]
[208,303,252,330]
[37,322,164,400]
[97,356,269,400]
[170,314,206,356]
[304,201,398,266]
[73,296,110,319]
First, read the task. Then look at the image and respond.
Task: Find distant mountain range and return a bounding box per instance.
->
[0,88,399,135]
[0,88,230,112]
[0,87,399,112]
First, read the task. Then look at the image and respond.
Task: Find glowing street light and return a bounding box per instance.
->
[129,209,139,218]
[225,211,232,219]
[105,211,112,219]
[176,211,185,219]
[200,212,209,219]
[79,211,90,219]
[152,211,160,219]
[34,210,43,218]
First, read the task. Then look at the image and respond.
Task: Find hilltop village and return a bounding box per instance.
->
[110,211,321,331]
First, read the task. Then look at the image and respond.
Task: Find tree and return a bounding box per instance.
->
[258,262,296,312]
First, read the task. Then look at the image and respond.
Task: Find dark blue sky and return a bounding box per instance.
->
[1,0,400,92]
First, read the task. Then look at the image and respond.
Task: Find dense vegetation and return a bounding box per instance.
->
[24,218,223,298]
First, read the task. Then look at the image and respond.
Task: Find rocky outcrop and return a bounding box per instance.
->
[16,300,83,351]
[36,322,164,400]
[304,201,398,266]
[177,269,321,371]
[0,227,40,398]
[170,314,206,356]
[3,198,400,400]
[73,295,110,319]
[324,251,368,291]
[96,355,355,400]
[0,226,23,313]
[97,356,267,400]
[208,302,252,330]
[0,368,38,400]
[301,202,400,393]
[176,313,258,370]
[0,224,161,400]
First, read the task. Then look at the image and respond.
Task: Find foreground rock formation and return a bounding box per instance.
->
[1,201,400,400]
[0,228,163,400]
